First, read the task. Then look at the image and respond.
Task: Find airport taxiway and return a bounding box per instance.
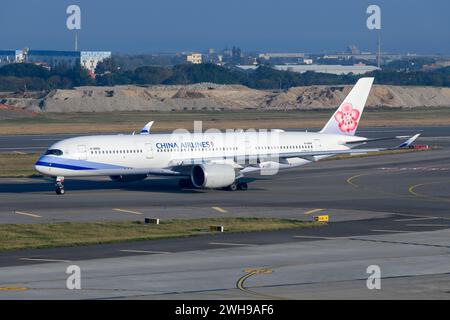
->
[0,126,449,299]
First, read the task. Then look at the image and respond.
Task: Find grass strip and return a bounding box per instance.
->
[0,218,324,251]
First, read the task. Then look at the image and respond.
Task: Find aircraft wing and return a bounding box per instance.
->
[344,135,418,145]
[156,134,421,175]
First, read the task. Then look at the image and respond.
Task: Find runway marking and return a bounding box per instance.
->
[304,208,323,215]
[0,285,28,291]
[346,173,367,187]
[113,208,144,215]
[293,235,349,240]
[211,206,228,213]
[12,151,26,155]
[408,183,429,198]
[394,217,438,222]
[370,229,412,233]
[236,268,285,300]
[408,181,450,203]
[14,210,41,218]
[20,258,71,263]
[406,224,450,228]
[120,249,171,254]
[346,168,450,202]
[209,242,255,247]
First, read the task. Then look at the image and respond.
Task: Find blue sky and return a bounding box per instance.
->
[0,0,448,54]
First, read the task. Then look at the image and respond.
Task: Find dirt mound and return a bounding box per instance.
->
[0,103,37,120]
[1,83,449,113]
[172,88,206,99]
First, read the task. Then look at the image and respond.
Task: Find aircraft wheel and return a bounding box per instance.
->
[55,187,65,195]
[227,183,238,191]
[237,182,248,191]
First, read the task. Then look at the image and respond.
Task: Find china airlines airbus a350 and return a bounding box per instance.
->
[35,77,419,194]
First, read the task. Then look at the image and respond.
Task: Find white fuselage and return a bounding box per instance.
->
[35,131,360,178]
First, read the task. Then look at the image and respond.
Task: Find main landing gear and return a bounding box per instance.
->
[55,176,65,195]
[224,181,248,191]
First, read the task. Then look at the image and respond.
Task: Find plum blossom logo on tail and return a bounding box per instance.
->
[335,103,360,133]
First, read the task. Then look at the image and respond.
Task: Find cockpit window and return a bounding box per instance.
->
[44,149,63,156]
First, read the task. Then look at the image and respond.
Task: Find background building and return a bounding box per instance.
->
[186,53,202,64]
[80,51,112,74]
[238,64,380,75]
[0,49,111,75]
[0,50,18,66]
[26,50,80,69]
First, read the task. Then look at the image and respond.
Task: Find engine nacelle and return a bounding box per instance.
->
[109,174,147,182]
[190,164,236,189]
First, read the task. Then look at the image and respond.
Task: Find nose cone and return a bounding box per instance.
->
[35,156,50,175]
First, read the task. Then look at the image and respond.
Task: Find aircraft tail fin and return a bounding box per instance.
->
[320,77,374,136]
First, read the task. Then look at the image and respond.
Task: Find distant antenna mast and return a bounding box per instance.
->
[66,5,81,51]
[366,5,382,68]
[377,29,381,68]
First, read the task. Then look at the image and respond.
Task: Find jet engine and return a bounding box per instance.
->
[190,164,236,189]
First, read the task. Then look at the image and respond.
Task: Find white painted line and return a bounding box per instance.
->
[371,229,412,233]
[304,208,323,215]
[113,208,144,215]
[208,242,255,247]
[14,211,41,218]
[406,224,450,227]
[211,206,228,213]
[394,217,438,222]
[120,249,171,254]
[293,235,349,240]
[20,258,71,263]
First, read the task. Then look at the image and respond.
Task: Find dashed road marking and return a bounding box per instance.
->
[304,208,323,215]
[20,258,71,263]
[0,285,28,291]
[370,229,412,233]
[293,235,349,240]
[394,217,438,222]
[113,208,144,215]
[406,224,450,227]
[14,211,41,218]
[120,249,171,254]
[211,206,228,213]
[209,242,255,247]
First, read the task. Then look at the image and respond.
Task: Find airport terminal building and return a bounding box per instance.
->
[0,49,111,75]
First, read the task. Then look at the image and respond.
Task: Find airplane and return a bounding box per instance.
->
[35,77,420,195]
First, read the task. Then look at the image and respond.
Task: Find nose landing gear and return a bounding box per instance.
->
[55,176,65,195]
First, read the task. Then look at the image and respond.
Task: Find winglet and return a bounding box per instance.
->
[394,133,421,149]
[140,121,154,135]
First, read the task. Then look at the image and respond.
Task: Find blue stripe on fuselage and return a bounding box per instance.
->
[35,156,129,171]
[35,161,96,171]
